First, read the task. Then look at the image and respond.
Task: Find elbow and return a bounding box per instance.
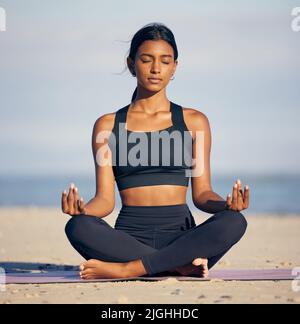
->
[97,196,115,212]
[192,189,212,206]
[192,198,205,212]
[192,189,215,213]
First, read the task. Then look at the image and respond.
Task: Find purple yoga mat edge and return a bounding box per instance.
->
[4,269,296,284]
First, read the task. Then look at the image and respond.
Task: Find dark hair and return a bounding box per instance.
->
[128,23,178,102]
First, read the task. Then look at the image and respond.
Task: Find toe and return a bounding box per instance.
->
[81,268,91,276]
[83,273,96,280]
[81,271,93,280]
[79,262,86,271]
[192,258,203,266]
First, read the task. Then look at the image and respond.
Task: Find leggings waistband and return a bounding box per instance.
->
[116,203,195,232]
[120,203,190,216]
[121,203,188,208]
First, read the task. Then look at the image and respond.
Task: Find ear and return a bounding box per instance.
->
[127,56,135,75]
[172,59,178,75]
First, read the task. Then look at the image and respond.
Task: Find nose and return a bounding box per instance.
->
[150,60,161,74]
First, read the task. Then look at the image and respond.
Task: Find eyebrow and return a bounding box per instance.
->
[139,53,173,58]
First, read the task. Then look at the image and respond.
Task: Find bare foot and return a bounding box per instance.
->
[79,259,129,279]
[172,258,209,278]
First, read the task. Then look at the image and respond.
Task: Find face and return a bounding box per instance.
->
[127,39,177,92]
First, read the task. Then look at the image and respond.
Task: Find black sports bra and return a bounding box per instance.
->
[108,101,194,191]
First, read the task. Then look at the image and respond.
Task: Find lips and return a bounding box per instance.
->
[148,78,162,83]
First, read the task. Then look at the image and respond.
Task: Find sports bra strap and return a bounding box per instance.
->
[117,104,129,125]
[170,101,187,131]
[111,104,129,137]
[113,101,187,133]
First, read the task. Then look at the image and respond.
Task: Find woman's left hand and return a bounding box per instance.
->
[226,179,249,211]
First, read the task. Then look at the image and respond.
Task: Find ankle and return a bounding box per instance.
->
[124,259,147,277]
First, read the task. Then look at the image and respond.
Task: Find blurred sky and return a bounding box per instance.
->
[0,0,299,177]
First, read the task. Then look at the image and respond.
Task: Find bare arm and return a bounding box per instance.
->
[61,113,116,218]
[83,197,114,218]
[193,190,227,214]
[83,113,116,218]
[187,109,227,214]
[183,108,250,214]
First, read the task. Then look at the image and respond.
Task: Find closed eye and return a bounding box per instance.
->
[141,60,170,64]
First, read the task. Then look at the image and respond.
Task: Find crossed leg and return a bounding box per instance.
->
[65,210,247,279]
[65,214,208,278]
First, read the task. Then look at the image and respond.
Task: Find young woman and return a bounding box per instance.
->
[61,23,250,280]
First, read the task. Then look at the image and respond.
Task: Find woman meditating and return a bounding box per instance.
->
[61,23,249,280]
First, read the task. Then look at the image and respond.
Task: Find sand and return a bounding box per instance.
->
[0,207,300,304]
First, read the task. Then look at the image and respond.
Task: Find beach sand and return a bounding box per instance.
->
[0,207,300,304]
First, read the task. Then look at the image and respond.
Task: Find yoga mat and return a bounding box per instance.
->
[4,269,295,284]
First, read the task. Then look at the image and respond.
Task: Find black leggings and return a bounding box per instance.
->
[65,203,247,275]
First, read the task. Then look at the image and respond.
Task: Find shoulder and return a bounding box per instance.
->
[93,112,117,133]
[93,104,129,131]
[181,107,211,135]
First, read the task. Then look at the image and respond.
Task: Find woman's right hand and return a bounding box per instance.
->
[61,183,87,216]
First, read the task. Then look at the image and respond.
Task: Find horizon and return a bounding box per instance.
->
[0,0,299,176]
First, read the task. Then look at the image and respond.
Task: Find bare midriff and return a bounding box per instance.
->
[119,185,188,206]
[118,104,191,206]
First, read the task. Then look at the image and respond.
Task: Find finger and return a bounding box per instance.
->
[237,179,244,200]
[243,185,250,209]
[226,193,232,209]
[73,186,79,214]
[236,179,244,211]
[67,183,75,215]
[78,197,85,214]
[61,190,69,213]
[232,183,238,210]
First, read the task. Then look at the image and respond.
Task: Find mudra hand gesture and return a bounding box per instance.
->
[61,183,87,216]
[226,179,249,212]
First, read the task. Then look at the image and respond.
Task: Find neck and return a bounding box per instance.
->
[133,88,170,113]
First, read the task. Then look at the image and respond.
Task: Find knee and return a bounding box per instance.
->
[216,210,248,244]
[64,215,92,242]
[226,210,247,231]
